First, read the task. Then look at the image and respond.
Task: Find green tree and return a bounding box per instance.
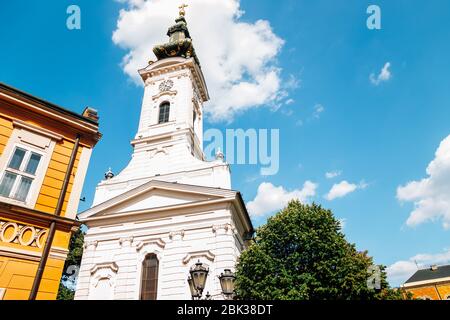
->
[57,227,85,300]
[235,201,405,300]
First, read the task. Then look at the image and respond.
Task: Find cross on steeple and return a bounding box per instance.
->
[179,3,188,17]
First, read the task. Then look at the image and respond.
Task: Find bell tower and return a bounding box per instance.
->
[92,8,231,205]
[135,8,208,158]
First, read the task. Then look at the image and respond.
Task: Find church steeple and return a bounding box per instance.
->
[90,3,231,206]
[152,5,201,67]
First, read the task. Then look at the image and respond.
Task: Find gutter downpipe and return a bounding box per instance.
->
[435,284,442,300]
[29,135,81,300]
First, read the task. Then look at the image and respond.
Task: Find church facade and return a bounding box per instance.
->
[74,9,254,300]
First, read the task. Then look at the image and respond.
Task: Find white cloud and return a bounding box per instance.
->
[370,62,392,86]
[247,181,317,217]
[284,74,301,90]
[387,249,450,287]
[325,180,365,201]
[113,0,286,122]
[397,135,450,229]
[325,170,342,179]
[244,174,261,183]
[312,104,325,119]
[386,261,419,287]
[285,99,295,105]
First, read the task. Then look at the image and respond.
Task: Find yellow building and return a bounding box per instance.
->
[402,265,450,300]
[0,83,100,300]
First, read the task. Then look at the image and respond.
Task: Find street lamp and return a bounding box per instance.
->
[187,276,200,300]
[187,262,237,300]
[189,260,209,299]
[219,269,236,299]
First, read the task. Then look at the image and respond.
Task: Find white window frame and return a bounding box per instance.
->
[0,288,5,300]
[0,144,45,203]
[0,123,58,209]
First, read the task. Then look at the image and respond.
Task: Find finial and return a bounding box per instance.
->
[215,148,225,162]
[105,167,115,180]
[179,3,188,17]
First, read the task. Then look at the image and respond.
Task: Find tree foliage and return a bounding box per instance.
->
[57,227,85,300]
[235,201,405,300]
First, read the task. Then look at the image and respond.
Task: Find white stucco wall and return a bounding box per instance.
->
[75,206,244,300]
[75,57,251,301]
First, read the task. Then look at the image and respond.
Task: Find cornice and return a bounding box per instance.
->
[13,120,64,141]
[139,57,209,102]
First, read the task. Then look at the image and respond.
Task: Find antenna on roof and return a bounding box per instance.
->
[414,260,419,269]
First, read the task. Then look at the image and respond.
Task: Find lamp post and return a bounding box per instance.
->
[219,269,236,300]
[187,262,237,300]
[188,260,209,300]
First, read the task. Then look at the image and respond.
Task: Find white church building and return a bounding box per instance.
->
[74,8,254,300]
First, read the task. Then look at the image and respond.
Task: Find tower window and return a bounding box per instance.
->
[158,102,170,124]
[140,254,159,300]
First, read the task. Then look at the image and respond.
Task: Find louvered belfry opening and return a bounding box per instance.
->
[141,254,159,300]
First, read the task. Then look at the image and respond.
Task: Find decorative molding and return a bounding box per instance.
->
[49,247,69,261]
[152,90,178,101]
[193,86,201,104]
[0,243,67,261]
[139,58,209,102]
[0,247,41,262]
[12,119,63,141]
[119,236,134,247]
[90,262,119,275]
[148,146,169,159]
[169,229,185,240]
[0,92,99,136]
[182,250,215,265]
[90,262,119,290]
[0,220,47,248]
[135,238,166,252]
[212,223,235,234]
[84,240,98,250]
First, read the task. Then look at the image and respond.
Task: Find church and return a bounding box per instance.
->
[74,6,254,300]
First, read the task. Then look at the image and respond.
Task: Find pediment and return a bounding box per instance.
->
[79,180,237,220]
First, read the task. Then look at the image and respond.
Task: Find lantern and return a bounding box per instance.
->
[189,260,209,295]
[187,276,200,299]
[219,269,236,298]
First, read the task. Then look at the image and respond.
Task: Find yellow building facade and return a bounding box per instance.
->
[402,265,450,300]
[0,83,100,300]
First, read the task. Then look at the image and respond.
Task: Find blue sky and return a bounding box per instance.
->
[1,0,450,286]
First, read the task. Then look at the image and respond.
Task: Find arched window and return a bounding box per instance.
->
[141,254,159,300]
[158,102,170,124]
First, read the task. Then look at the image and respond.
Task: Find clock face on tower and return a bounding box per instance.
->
[159,80,174,92]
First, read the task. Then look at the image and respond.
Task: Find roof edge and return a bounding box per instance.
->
[0,82,99,126]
